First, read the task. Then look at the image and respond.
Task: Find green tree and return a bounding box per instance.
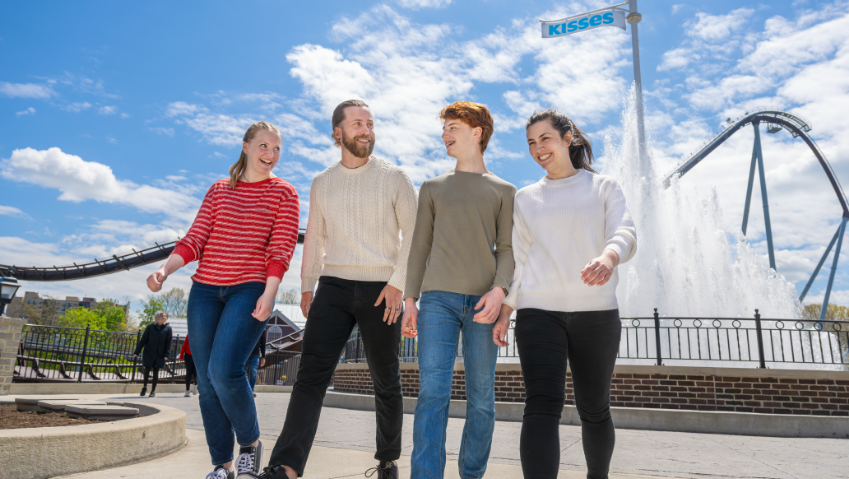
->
[59,307,104,329]
[139,296,165,329]
[97,299,129,331]
[160,288,188,318]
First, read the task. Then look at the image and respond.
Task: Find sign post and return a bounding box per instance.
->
[541,0,647,157]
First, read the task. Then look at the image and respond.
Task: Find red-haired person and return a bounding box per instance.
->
[494,109,636,479]
[146,121,299,479]
[401,102,515,479]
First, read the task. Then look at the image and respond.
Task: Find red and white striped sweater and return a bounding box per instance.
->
[172,177,300,286]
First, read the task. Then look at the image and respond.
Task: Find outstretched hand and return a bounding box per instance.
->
[146,270,167,293]
[401,297,418,339]
[581,250,620,286]
[375,285,403,325]
[252,293,274,321]
[473,287,506,324]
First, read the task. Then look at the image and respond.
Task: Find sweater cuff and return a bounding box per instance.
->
[266,262,286,280]
[301,276,318,294]
[387,270,406,296]
[604,244,627,264]
[172,244,196,264]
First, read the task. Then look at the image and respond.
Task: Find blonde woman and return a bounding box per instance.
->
[147,122,300,479]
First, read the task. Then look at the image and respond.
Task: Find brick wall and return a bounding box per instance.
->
[0,316,25,395]
[332,363,849,416]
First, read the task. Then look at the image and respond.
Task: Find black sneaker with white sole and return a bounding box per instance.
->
[365,461,398,479]
[205,465,235,479]
[241,465,289,479]
[234,440,264,478]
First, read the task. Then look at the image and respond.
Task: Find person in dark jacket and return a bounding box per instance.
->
[180,336,198,397]
[248,328,267,394]
[134,311,173,397]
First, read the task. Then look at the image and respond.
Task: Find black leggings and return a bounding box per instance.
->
[184,353,196,391]
[515,308,622,479]
[142,366,160,391]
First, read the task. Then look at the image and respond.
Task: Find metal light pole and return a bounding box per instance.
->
[627,0,647,158]
[540,1,648,157]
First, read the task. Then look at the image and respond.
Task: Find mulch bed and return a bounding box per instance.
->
[0,404,105,430]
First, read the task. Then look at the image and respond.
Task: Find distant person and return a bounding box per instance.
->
[256,100,417,479]
[493,109,636,479]
[401,101,515,479]
[133,311,172,398]
[179,336,198,397]
[248,328,267,396]
[146,121,300,479]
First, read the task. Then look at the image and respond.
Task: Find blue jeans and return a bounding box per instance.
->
[248,354,260,390]
[187,281,268,466]
[411,291,498,479]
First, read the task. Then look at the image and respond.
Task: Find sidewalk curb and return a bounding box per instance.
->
[0,399,186,479]
[323,390,849,438]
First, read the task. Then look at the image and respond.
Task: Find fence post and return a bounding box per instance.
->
[654,308,663,366]
[130,328,141,383]
[77,323,91,383]
[171,335,179,384]
[754,309,767,369]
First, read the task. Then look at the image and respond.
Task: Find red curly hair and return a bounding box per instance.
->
[439,101,494,154]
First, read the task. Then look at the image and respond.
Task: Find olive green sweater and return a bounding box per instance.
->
[405,170,516,299]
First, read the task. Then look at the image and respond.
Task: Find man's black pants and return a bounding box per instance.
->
[268,276,403,476]
[516,308,622,479]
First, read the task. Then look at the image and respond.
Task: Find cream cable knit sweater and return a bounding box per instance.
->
[301,157,418,294]
[504,170,637,313]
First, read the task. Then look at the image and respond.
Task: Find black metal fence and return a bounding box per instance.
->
[15,324,187,383]
[257,351,302,386]
[342,309,849,368]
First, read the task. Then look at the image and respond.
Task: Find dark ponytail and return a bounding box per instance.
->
[526,109,596,173]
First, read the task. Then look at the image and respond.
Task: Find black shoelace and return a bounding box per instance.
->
[364,464,393,478]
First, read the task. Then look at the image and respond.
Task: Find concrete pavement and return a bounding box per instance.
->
[8,391,846,478]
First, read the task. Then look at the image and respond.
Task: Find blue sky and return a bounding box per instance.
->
[2,0,848,316]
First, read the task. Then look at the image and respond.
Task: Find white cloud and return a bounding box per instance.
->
[396,0,452,9]
[15,107,36,116]
[98,105,118,115]
[0,147,201,223]
[0,81,54,99]
[148,127,175,136]
[0,205,29,218]
[689,8,754,42]
[61,101,92,112]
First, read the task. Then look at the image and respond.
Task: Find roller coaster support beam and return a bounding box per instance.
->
[742,142,758,236]
[821,217,847,321]
[799,223,842,302]
[628,0,647,158]
[753,122,777,270]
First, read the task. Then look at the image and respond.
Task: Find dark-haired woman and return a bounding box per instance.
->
[492,109,636,479]
[146,121,300,479]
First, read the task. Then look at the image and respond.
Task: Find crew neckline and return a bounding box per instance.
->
[450,169,492,177]
[236,176,277,186]
[336,156,378,175]
[538,169,588,187]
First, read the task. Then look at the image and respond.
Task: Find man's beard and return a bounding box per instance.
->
[341,129,375,159]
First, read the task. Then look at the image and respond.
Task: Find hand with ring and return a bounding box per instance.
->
[375,284,404,325]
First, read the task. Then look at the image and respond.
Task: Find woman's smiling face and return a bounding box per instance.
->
[242,129,282,179]
[526,119,572,174]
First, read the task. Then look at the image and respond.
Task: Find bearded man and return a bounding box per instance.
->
[245,100,417,479]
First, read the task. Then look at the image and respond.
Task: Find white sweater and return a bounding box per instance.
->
[503,170,637,312]
[301,157,418,294]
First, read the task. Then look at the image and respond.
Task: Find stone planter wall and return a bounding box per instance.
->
[333,362,849,416]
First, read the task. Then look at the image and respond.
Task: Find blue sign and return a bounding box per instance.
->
[542,10,626,38]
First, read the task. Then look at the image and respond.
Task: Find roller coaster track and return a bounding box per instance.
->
[662,107,848,319]
[0,229,305,282]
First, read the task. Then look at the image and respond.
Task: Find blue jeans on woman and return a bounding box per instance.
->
[411,291,499,479]
[187,281,268,466]
[248,354,261,390]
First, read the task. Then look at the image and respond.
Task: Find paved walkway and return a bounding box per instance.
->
[29,392,849,478]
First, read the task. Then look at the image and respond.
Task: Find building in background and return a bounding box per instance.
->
[7,291,130,324]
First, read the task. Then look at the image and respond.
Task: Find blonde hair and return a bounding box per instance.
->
[229,121,282,188]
